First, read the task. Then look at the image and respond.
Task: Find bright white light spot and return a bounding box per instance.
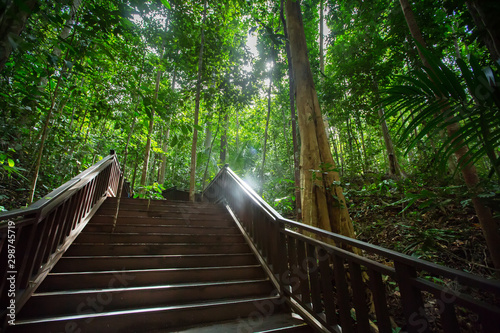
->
[131,13,142,24]
[266,61,273,71]
[243,31,258,73]
[247,32,258,58]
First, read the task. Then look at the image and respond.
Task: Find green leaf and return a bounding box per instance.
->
[160,0,171,9]
[7,159,14,167]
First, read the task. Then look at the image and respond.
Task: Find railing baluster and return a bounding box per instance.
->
[287,235,299,297]
[307,243,322,314]
[296,239,311,306]
[440,301,459,332]
[51,197,73,257]
[318,248,338,328]
[32,207,59,275]
[367,269,392,333]
[275,221,287,291]
[332,253,353,333]
[16,222,38,289]
[395,262,430,333]
[348,260,370,333]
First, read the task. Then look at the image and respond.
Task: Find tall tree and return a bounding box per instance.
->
[259,46,275,196]
[140,55,163,192]
[189,0,208,202]
[285,0,356,240]
[280,0,301,219]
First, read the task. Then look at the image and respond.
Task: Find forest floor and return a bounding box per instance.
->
[344,173,498,278]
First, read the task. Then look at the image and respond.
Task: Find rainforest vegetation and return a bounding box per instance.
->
[1,0,499,276]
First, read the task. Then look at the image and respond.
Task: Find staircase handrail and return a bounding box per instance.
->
[0,153,118,223]
[204,165,500,333]
[0,151,121,327]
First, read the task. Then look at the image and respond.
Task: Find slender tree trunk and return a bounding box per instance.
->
[158,120,171,185]
[378,107,406,178]
[401,0,500,270]
[259,46,274,196]
[204,119,212,153]
[28,72,63,203]
[319,0,325,75]
[139,69,162,192]
[235,109,240,151]
[131,154,139,194]
[220,112,228,164]
[202,113,221,192]
[159,65,176,185]
[285,0,356,241]
[281,0,301,219]
[357,117,368,173]
[374,78,406,178]
[0,0,38,72]
[189,0,208,202]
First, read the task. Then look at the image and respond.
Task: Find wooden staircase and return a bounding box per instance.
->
[10,198,312,332]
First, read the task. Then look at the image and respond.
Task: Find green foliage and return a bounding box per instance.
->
[0,149,25,178]
[380,46,500,178]
[134,183,165,200]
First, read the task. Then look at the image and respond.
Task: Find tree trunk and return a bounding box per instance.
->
[202,113,221,192]
[378,107,406,178]
[281,0,301,219]
[374,77,406,178]
[401,0,500,270]
[139,69,162,192]
[259,46,274,196]
[285,0,356,241]
[27,72,63,203]
[220,113,228,164]
[158,120,171,185]
[0,0,38,72]
[319,0,325,75]
[189,0,208,202]
[131,154,139,194]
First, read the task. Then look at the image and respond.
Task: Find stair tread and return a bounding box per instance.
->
[46,264,263,276]
[34,278,271,296]
[61,253,253,258]
[172,313,309,333]
[15,295,282,325]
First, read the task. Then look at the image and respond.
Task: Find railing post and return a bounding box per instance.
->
[275,219,287,293]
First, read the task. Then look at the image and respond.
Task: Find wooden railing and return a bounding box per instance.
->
[204,165,500,333]
[0,151,121,326]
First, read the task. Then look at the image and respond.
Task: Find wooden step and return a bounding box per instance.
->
[99,203,228,214]
[74,232,244,244]
[103,198,221,209]
[83,224,240,234]
[19,279,274,318]
[96,207,228,218]
[173,313,314,333]
[65,243,250,256]
[12,296,286,333]
[51,254,258,272]
[37,266,267,292]
[89,215,235,227]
